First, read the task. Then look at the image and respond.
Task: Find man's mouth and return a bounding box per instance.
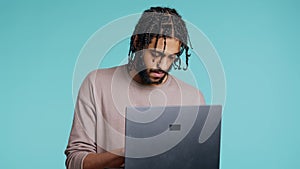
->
[149,69,166,78]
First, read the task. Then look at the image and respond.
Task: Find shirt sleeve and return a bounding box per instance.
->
[64,71,97,169]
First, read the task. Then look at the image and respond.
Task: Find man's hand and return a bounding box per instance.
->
[83,148,125,169]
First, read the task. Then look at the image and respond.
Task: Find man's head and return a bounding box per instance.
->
[128,7,191,85]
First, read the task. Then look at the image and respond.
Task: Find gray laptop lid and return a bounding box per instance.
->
[125,105,222,169]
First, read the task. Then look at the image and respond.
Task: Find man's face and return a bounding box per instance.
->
[136,37,181,85]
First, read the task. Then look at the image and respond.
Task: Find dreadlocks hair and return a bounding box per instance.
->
[127,6,192,71]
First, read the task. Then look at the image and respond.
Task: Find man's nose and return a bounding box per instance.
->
[156,56,168,70]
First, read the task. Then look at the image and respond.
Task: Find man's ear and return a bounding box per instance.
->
[132,35,138,50]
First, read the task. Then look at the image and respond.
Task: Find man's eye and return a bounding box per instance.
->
[168,55,176,59]
[151,51,163,57]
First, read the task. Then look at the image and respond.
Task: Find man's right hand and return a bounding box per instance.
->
[83,149,125,169]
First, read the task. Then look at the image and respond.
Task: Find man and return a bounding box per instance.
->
[65,6,205,169]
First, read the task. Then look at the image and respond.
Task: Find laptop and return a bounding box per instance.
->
[124,105,222,169]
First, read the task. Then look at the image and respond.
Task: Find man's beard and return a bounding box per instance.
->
[138,69,168,85]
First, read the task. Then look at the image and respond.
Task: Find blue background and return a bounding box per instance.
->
[1,0,299,168]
